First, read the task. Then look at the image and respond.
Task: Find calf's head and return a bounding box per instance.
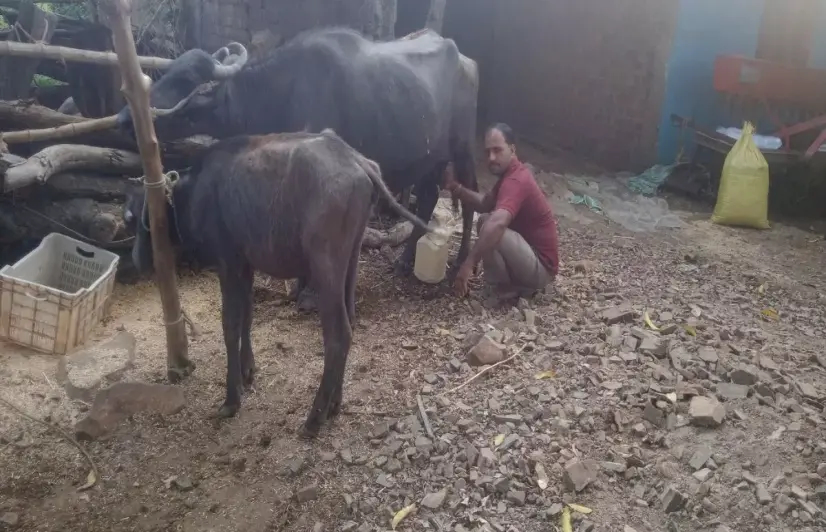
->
[115,43,249,140]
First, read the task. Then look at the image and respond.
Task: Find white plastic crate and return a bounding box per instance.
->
[0,233,120,355]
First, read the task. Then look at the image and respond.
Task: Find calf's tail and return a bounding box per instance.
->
[357,156,434,235]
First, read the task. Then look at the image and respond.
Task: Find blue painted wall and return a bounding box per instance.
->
[809,6,826,69]
[656,0,766,164]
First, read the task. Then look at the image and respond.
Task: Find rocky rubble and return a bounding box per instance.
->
[307,227,826,532]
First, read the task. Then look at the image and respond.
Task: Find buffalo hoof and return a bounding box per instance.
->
[299,419,321,440]
[167,359,196,384]
[216,402,240,419]
[241,364,257,388]
[296,290,318,313]
[393,258,414,277]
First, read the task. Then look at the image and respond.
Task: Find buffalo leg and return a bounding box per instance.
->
[451,148,479,275]
[238,266,256,388]
[302,257,351,438]
[395,172,442,275]
[217,265,247,418]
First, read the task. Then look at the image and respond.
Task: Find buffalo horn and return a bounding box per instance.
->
[211,42,248,79]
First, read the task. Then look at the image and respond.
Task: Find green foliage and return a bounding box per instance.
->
[32,74,66,87]
[40,1,92,20]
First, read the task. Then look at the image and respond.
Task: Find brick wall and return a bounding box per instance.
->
[181,0,397,53]
[446,0,679,171]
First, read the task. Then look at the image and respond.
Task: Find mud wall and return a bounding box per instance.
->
[180,0,397,52]
[444,0,679,171]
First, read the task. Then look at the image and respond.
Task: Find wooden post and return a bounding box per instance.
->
[98,0,193,382]
[425,0,447,34]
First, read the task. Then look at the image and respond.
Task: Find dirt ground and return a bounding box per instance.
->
[1,147,825,532]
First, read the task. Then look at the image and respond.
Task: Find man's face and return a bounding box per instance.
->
[484,129,515,177]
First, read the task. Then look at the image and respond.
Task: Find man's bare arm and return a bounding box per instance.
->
[451,184,496,213]
[463,208,512,270]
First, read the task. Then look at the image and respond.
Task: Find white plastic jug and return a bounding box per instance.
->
[413,228,450,284]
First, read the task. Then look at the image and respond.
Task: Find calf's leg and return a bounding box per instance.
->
[217,265,248,418]
[302,254,352,438]
[237,265,256,387]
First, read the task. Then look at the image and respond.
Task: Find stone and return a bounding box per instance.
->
[523,309,537,327]
[477,448,497,470]
[563,458,599,492]
[296,484,319,503]
[172,476,194,491]
[689,396,725,428]
[756,484,771,505]
[693,468,713,482]
[817,463,826,478]
[423,373,439,385]
[61,331,136,400]
[661,485,687,513]
[624,527,638,532]
[601,461,627,474]
[493,413,523,424]
[775,494,795,514]
[74,382,185,441]
[1,513,19,526]
[697,346,718,364]
[601,305,635,325]
[421,489,447,509]
[506,490,526,506]
[639,337,665,357]
[797,381,821,400]
[643,403,665,427]
[689,446,713,470]
[282,456,306,478]
[730,365,759,386]
[716,382,749,400]
[467,336,506,366]
[758,356,780,371]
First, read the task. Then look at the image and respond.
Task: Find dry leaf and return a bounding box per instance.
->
[77,469,97,492]
[391,504,416,529]
[561,507,572,532]
[493,434,505,447]
[534,370,556,380]
[684,325,697,337]
[761,308,779,321]
[643,311,659,331]
[568,503,593,515]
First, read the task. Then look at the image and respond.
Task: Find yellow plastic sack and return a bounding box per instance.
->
[711,122,769,229]
[711,121,770,229]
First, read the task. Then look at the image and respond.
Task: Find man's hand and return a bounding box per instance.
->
[442,162,460,194]
[454,261,474,297]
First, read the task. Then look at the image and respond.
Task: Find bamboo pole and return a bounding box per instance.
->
[99,0,192,381]
[0,40,174,70]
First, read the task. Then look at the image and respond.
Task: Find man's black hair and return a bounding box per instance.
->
[486,122,515,145]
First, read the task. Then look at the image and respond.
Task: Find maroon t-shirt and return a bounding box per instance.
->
[490,159,559,276]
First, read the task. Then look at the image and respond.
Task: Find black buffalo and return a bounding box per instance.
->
[115,27,479,305]
[126,129,434,437]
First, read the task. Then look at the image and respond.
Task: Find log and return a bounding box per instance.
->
[100,0,190,377]
[3,144,143,192]
[0,197,131,248]
[362,221,413,248]
[43,171,140,201]
[0,39,174,70]
[0,100,216,165]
